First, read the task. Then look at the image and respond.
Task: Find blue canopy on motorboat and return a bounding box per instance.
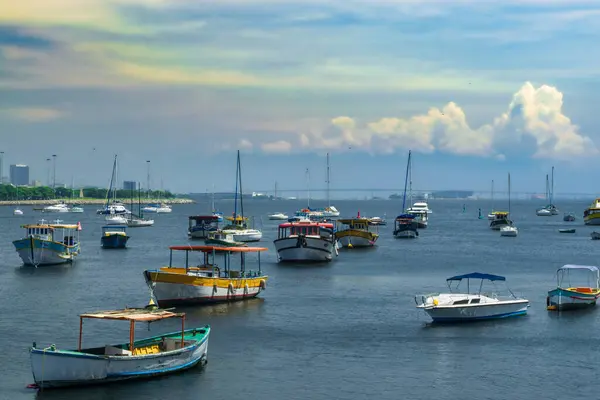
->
[446,272,506,282]
[558,264,599,272]
[395,214,415,220]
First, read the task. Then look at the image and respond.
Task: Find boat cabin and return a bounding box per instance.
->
[336,218,376,233]
[102,225,127,236]
[277,221,335,241]
[188,215,220,236]
[223,215,250,229]
[162,245,267,279]
[21,220,80,246]
[74,307,199,356]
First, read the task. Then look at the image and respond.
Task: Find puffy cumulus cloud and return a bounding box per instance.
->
[0,107,66,122]
[292,82,597,160]
[261,140,292,154]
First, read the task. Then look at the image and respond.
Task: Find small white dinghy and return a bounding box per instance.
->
[415,272,529,323]
[500,225,518,237]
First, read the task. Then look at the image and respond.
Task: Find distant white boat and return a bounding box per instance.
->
[126,214,155,227]
[142,203,172,213]
[69,205,84,213]
[268,212,288,220]
[105,214,128,225]
[536,208,552,216]
[43,203,69,213]
[13,208,24,215]
[500,226,518,237]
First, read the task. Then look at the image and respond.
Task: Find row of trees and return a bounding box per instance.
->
[0,184,175,201]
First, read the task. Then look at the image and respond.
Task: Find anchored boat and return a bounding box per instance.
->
[13,219,81,266]
[583,198,600,225]
[335,215,379,248]
[188,215,220,239]
[547,265,600,311]
[274,219,337,262]
[29,306,210,389]
[204,231,247,247]
[101,225,129,249]
[415,272,529,323]
[144,245,268,307]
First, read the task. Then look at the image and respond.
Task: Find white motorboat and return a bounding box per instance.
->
[221,226,262,242]
[105,214,128,225]
[274,219,337,262]
[13,207,24,215]
[69,205,84,213]
[268,212,289,220]
[142,203,172,213]
[43,203,69,213]
[500,225,518,237]
[536,208,552,216]
[97,203,129,215]
[415,272,529,322]
[406,202,432,214]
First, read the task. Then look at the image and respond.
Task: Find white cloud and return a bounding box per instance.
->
[254,82,597,160]
[238,139,254,150]
[0,107,66,122]
[261,140,292,153]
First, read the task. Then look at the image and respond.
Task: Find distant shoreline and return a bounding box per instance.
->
[0,198,195,206]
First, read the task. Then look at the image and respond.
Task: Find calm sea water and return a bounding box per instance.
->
[1,198,599,400]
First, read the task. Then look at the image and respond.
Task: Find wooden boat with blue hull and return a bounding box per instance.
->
[101,225,129,249]
[13,219,81,266]
[415,273,529,323]
[188,215,220,239]
[547,265,600,311]
[29,306,210,389]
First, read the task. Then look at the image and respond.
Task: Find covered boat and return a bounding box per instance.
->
[547,265,600,311]
[489,211,512,230]
[29,306,210,389]
[13,219,81,266]
[583,198,600,225]
[415,272,529,322]
[101,225,129,249]
[204,231,247,247]
[144,245,268,307]
[393,214,419,238]
[188,215,220,239]
[335,216,379,247]
[274,220,337,262]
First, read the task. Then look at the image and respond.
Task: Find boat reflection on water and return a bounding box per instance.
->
[175,297,266,319]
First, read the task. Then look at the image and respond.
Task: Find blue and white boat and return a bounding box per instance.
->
[393,150,419,238]
[29,306,210,389]
[13,219,81,266]
[415,272,529,322]
[547,265,600,311]
[101,225,129,249]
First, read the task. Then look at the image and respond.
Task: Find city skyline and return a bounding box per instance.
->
[1,1,599,193]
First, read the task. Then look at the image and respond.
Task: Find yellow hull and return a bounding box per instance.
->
[335,230,379,247]
[148,267,267,288]
[584,211,600,225]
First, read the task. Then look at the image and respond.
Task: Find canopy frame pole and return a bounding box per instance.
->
[78,317,83,351]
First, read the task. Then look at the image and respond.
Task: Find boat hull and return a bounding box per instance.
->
[547,288,600,311]
[393,230,418,239]
[584,213,600,225]
[145,270,267,306]
[274,236,336,262]
[335,230,378,247]
[101,234,129,249]
[204,239,246,247]
[13,237,80,266]
[221,229,262,242]
[30,327,209,388]
[422,300,529,322]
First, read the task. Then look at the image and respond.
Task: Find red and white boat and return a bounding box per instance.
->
[274,220,337,262]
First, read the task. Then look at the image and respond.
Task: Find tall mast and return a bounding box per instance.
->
[408,153,413,208]
[306,168,311,208]
[551,166,554,204]
[233,152,239,220]
[508,172,511,215]
[274,181,278,200]
[326,153,330,207]
[545,174,549,202]
[402,151,411,212]
[211,184,215,212]
[238,150,244,219]
[491,180,494,212]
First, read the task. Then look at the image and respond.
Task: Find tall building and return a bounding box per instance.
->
[10,164,29,186]
[123,180,137,191]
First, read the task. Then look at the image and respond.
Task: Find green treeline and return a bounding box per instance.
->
[0,184,175,201]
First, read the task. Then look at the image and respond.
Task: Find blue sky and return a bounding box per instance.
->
[1,0,599,195]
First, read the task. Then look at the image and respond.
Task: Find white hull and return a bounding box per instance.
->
[274,236,336,262]
[337,235,374,247]
[105,216,128,225]
[127,219,155,227]
[269,215,288,220]
[421,300,529,322]
[14,209,24,215]
[500,226,518,237]
[30,335,208,388]
[221,229,262,242]
[536,209,552,216]
[151,282,262,306]
[487,213,495,220]
[394,230,418,239]
[142,207,172,213]
[16,247,75,266]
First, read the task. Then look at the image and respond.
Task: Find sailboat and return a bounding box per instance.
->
[404,153,429,228]
[221,151,262,242]
[13,185,23,215]
[124,184,155,227]
[68,178,84,213]
[487,180,497,220]
[393,151,419,238]
[536,167,558,216]
[294,154,340,218]
[211,185,223,222]
[97,155,129,216]
[500,173,518,237]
